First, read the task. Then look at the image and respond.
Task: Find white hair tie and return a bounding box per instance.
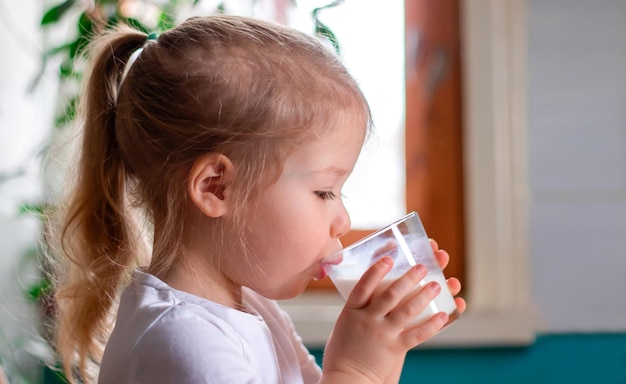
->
[119,47,144,88]
[117,32,158,95]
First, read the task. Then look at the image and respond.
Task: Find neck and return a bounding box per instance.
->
[164,256,244,309]
[160,210,243,309]
[156,207,244,309]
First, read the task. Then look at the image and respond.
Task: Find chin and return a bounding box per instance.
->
[257,281,309,301]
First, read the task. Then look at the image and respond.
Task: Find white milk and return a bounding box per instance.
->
[333,272,457,325]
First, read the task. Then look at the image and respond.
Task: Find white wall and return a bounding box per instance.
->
[528,0,626,332]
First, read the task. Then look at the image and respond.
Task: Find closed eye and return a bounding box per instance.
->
[315,191,338,200]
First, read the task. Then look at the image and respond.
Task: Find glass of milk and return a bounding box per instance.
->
[324,212,459,327]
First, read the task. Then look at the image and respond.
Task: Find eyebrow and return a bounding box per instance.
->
[310,167,349,176]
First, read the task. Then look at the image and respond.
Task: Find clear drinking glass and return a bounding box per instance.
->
[324,212,460,327]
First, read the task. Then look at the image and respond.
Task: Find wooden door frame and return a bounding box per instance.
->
[404,0,465,284]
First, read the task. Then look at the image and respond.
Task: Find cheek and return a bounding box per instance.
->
[244,210,290,263]
[244,185,320,265]
[244,219,311,275]
[253,193,303,236]
[247,220,295,260]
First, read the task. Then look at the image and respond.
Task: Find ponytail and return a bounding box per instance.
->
[50,26,151,382]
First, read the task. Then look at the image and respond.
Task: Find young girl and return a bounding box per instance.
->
[50,15,465,383]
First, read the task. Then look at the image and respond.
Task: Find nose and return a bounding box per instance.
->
[331,202,351,239]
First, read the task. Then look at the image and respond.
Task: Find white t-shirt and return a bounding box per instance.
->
[99,270,322,383]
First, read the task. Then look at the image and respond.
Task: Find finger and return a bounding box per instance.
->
[373,240,397,258]
[434,249,450,270]
[429,238,439,252]
[446,277,461,296]
[345,256,393,310]
[399,312,449,350]
[367,264,428,315]
[445,277,466,314]
[385,280,441,327]
[454,297,467,315]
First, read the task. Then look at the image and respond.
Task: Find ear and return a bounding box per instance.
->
[188,154,234,218]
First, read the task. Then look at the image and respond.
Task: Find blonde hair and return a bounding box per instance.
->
[49,14,370,382]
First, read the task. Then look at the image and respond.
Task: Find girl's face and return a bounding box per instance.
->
[233,110,366,300]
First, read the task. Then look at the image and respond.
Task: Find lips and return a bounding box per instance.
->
[316,242,344,280]
[322,254,343,266]
[316,266,328,281]
[314,254,343,281]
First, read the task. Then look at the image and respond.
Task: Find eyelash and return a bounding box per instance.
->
[315,191,339,200]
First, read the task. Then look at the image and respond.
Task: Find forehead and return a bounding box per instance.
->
[282,110,367,176]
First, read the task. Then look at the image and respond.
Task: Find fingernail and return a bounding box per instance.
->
[430,281,441,293]
[414,264,426,274]
[381,256,393,265]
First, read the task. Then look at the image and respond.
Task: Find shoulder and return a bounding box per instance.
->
[127,301,262,383]
[137,302,245,353]
[104,272,267,383]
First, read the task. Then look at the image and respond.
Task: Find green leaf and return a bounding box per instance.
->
[124,18,149,34]
[54,97,78,128]
[107,15,121,29]
[41,0,76,25]
[44,366,69,384]
[59,59,75,78]
[67,38,81,59]
[315,21,340,54]
[18,203,45,217]
[68,13,96,60]
[26,278,52,301]
[77,12,94,40]
[312,1,344,55]
[158,12,176,31]
[76,37,90,58]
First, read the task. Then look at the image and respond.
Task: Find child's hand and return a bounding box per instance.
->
[430,239,466,315]
[321,240,465,384]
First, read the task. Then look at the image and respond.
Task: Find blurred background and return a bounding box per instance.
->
[1,0,625,383]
